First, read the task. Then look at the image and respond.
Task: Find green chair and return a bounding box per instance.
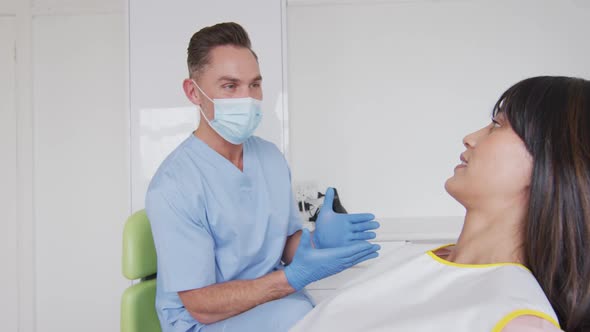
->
[121,209,162,332]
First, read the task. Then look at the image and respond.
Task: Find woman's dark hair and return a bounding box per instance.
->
[493,76,590,332]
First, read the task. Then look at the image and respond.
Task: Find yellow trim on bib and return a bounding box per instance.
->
[491,309,561,332]
[426,244,531,272]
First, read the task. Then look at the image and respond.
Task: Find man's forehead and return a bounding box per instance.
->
[203,45,260,81]
[208,45,258,66]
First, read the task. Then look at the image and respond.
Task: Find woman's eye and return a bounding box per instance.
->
[492,119,501,128]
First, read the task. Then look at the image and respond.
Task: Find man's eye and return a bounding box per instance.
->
[223,84,236,90]
[251,82,261,88]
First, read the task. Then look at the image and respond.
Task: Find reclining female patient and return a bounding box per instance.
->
[291,76,590,332]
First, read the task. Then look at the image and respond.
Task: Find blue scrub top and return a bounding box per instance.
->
[145,135,312,332]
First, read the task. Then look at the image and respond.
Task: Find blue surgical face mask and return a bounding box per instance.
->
[192,80,263,145]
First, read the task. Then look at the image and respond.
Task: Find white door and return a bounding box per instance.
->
[0,16,19,332]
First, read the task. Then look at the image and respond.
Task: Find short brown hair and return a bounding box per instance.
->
[187,22,257,78]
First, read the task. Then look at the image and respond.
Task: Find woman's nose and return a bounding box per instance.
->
[463,128,483,149]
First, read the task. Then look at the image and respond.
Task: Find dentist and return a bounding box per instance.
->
[145,22,381,332]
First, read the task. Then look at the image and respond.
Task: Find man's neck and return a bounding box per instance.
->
[194,123,244,171]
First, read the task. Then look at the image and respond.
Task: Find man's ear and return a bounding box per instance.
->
[183,78,201,106]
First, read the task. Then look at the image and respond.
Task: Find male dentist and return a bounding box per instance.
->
[146,22,380,332]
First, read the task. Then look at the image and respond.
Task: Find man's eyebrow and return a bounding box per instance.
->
[216,75,262,83]
[217,76,240,83]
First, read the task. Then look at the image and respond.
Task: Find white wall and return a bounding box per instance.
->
[32,4,129,330]
[0,0,16,14]
[6,0,130,331]
[0,14,18,332]
[287,0,590,218]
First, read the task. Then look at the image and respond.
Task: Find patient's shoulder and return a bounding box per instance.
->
[501,315,563,332]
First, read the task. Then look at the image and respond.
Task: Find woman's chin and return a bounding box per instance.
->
[444,176,455,193]
[444,177,464,204]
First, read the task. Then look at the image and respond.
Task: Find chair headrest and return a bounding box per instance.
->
[122,210,157,280]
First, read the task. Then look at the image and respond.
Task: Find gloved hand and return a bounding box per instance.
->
[313,187,380,249]
[284,229,380,291]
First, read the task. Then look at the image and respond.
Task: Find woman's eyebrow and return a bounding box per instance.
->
[493,113,506,121]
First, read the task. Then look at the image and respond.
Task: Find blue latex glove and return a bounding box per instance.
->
[284,229,380,291]
[313,187,380,249]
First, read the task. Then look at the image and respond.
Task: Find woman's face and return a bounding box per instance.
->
[445,112,533,210]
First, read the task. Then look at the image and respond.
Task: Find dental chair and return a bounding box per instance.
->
[121,209,162,332]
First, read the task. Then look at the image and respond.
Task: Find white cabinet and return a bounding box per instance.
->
[32,13,129,332]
